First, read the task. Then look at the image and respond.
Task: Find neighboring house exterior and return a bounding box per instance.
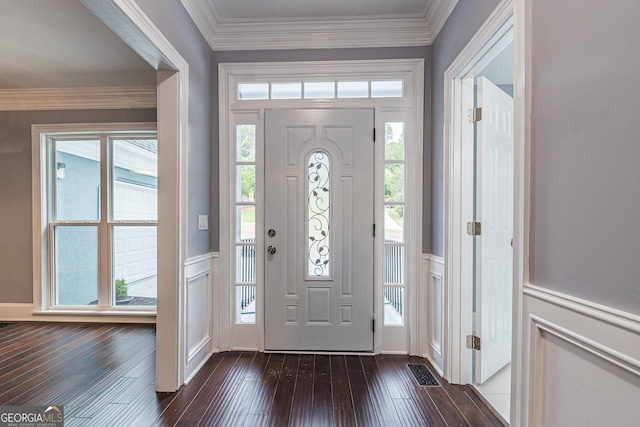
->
[0,0,638,425]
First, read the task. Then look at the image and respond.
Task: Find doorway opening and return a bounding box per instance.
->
[444,0,525,424]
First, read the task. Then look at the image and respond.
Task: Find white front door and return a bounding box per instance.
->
[264,109,374,352]
[475,77,514,383]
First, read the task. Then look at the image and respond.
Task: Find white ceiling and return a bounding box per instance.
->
[181,0,458,50]
[0,0,155,89]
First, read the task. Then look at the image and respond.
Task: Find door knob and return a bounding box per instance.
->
[267,245,277,255]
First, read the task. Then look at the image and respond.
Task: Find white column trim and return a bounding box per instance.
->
[80,0,190,392]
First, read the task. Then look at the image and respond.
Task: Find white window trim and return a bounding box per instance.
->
[219,59,424,355]
[32,122,158,316]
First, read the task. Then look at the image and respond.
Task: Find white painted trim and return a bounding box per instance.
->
[181,0,457,50]
[0,87,156,111]
[512,0,532,424]
[522,287,640,426]
[219,59,423,355]
[524,285,640,334]
[80,0,191,392]
[0,304,34,321]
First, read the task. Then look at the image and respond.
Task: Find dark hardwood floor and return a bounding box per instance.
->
[0,323,505,426]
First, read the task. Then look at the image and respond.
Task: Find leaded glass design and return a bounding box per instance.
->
[307,151,331,277]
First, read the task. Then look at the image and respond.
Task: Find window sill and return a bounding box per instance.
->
[32,309,156,323]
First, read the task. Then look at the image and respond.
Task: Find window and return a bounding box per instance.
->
[237,79,404,101]
[38,126,157,310]
[235,123,257,323]
[307,151,331,278]
[383,121,406,325]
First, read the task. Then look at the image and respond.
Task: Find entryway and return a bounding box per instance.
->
[219,59,425,355]
[264,108,375,352]
[444,1,523,424]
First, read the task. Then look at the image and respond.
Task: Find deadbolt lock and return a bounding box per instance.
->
[267,245,277,255]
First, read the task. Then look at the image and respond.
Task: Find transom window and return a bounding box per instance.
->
[237,79,404,100]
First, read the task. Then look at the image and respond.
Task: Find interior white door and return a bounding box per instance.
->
[475,77,514,384]
[264,109,374,352]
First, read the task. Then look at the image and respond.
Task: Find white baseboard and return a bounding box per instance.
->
[0,303,34,321]
[519,285,640,426]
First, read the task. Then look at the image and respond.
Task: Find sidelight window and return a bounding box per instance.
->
[383,121,406,325]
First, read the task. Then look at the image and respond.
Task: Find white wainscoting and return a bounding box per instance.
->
[183,252,219,384]
[520,285,640,426]
[424,255,445,376]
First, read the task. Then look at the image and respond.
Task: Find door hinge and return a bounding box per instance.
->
[468,107,483,123]
[373,127,376,142]
[466,335,481,350]
[467,221,481,236]
[373,224,376,237]
[372,318,376,332]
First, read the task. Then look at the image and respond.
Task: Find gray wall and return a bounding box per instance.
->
[134,0,214,256]
[430,0,502,256]
[0,109,156,304]
[529,0,640,314]
[214,47,433,253]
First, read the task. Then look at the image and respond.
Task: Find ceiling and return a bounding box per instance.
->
[181,0,459,50]
[0,0,459,89]
[0,0,155,89]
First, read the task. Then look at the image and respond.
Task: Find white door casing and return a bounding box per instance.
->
[264,109,375,352]
[475,76,514,384]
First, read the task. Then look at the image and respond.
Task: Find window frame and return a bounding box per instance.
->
[32,123,157,315]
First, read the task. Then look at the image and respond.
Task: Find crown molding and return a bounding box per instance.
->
[181,0,458,51]
[0,86,157,112]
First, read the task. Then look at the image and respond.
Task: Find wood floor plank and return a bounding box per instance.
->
[153,352,225,426]
[311,355,333,427]
[247,353,285,416]
[289,354,315,427]
[0,325,120,402]
[392,397,428,427]
[426,387,471,427]
[173,352,242,427]
[376,355,412,399]
[360,356,403,426]
[329,356,356,427]
[407,389,449,427]
[197,352,257,426]
[267,353,299,426]
[345,356,380,427]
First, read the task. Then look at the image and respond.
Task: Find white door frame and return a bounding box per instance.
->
[443,0,529,423]
[81,0,190,391]
[219,59,424,355]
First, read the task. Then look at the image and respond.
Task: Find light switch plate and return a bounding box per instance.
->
[197,215,208,230]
